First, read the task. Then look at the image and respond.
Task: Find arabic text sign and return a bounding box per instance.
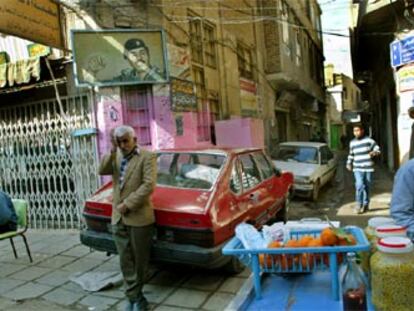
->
[391,35,414,68]
[0,0,62,49]
[398,64,414,93]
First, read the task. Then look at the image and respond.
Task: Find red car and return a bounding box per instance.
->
[81,148,293,272]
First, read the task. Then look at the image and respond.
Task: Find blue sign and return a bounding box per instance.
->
[391,35,414,67]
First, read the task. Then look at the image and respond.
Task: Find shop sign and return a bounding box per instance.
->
[240,78,258,112]
[27,43,51,57]
[0,0,62,49]
[398,64,414,93]
[171,78,197,112]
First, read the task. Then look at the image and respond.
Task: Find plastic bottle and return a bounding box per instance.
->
[361,217,396,274]
[371,237,414,311]
[342,252,367,311]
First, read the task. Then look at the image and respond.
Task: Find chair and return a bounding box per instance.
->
[0,199,32,262]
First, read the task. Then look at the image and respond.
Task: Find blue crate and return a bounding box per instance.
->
[222,226,370,301]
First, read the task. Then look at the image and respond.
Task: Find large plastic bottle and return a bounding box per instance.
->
[371,237,414,311]
[360,217,396,274]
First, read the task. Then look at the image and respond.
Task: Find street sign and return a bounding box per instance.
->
[390,35,414,68]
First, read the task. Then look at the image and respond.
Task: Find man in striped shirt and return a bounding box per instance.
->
[346,124,381,214]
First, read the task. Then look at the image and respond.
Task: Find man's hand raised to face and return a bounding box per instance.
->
[110,129,118,153]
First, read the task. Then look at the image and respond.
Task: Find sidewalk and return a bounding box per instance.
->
[0,231,250,310]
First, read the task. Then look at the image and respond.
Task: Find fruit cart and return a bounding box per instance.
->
[222,226,370,301]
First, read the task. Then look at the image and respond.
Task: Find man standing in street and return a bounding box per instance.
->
[346,123,381,214]
[99,125,157,311]
[0,190,17,234]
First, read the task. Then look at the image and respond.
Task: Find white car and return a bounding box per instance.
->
[272,142,337,201]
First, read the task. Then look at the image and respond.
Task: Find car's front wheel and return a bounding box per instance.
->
[312,180,320,201]
[275,195,290,224]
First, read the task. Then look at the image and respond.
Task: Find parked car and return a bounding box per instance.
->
[81,148,293,272]
[272,142,337,201]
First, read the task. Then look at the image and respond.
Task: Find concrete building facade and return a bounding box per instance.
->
[325,64,361,150]
[260,0,326,154]
[352,0,411,169]
[61,0,280,155]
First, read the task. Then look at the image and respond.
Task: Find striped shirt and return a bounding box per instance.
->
[119,148,139,188]
[347,136,380,172]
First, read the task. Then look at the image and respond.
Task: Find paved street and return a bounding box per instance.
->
[0,153,394,311]
[0,230,251,310]
[289,151,393,227]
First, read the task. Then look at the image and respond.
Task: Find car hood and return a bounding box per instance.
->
[273,161,318,178]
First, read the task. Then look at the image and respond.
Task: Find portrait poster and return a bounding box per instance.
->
[72,29,169,87]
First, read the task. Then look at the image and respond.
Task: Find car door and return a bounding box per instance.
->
[253,151,285,222]
[228,157,248,220]
[237,152,268,227]
[320,146,335,186]
[326,147,337,181]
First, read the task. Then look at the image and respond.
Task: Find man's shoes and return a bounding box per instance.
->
[363,205,369,213]
[132,297,149,311]
[354,205,364,214]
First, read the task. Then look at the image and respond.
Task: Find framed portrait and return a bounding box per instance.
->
[71,29,169,87]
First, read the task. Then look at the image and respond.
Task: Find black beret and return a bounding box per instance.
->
[124,38,148,51]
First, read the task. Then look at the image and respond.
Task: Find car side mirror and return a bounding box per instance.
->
[274,167,282,177]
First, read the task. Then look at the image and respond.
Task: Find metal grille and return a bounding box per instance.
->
[0,94,99,229]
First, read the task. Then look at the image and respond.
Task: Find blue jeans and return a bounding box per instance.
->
[353,171,373,206]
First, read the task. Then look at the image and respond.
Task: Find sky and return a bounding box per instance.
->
[318,0,354,77]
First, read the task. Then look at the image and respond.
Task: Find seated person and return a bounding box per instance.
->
[0,191,17,234]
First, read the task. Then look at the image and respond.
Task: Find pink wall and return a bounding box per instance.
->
[96,94,124,157]
[96,91,124,184]
[174,112,211,149]
[95,86,214,159]
[215,117,264,148]
[150,86,175,150]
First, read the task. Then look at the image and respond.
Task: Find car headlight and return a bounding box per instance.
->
[295,176,311,184]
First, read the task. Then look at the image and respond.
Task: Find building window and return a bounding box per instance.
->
[189,17,203,64]
[343,87,348,100]
[280,0,289,44]
[237,42,254,80]
[192,66,210,142]
[203,23,217,68]
[189,12,217,68]
[295,29,302,66]
[308,40,315,80]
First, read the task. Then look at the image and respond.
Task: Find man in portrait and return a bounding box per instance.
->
[114,38,164,82]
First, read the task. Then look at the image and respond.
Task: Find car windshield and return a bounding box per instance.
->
[156,152,226,190]
[276,146,319,164]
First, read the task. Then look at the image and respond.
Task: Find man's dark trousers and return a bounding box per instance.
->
[113,222,154,304]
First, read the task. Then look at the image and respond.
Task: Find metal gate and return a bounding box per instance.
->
[0,94,99,229]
